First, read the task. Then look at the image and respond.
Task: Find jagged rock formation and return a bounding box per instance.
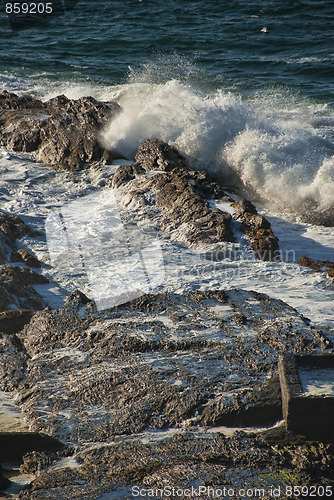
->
[233,199,280,261]
[0,211,47,335]
[0,96,332,498]
[0,91,121,170]
[0,210,34,264]
[3,287,330,439]
[0,266,48,314]
[11,248,41,268]
[0,289,332,498]
[298,255,334,280]
[109,139,280,256]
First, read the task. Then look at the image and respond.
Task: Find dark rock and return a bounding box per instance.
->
[298,255,321,271]
[0,265,48,312]
[110,141,235,249]
[298,256,334,280]
[0,211,35,264]
[1,288,333,497]
[202,374,283,427]
[0,332,27,390]
[111,142,280,259]
[234,199,280,261]
[0,91,45,111]
[0,211,34,243]
[11,249,41,268]
[17,432,334,499]
[0,432,63,462]
[0,463,10,491]
[135,139,189,172]
[235,199,258,215]
[0,91,121,171]
[0,309,33,335]
[111,163,145,189]
[8,289,328,441]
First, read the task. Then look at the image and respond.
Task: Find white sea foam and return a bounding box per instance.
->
[0,76,333,325]
[102,80,334,216]
[3,70,333,218]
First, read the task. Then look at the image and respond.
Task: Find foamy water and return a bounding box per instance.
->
[102,80,334,217]
[0,72,333,325]
[0,145,333,325]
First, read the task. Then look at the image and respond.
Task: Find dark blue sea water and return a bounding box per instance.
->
[1,0,333,99]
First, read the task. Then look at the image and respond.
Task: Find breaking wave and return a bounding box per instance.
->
[102,79,334,221]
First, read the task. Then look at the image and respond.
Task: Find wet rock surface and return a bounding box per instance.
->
[298,255,334,280]
[17,430,334,500]
[0,211,48,338]
[110,140,234,250]
[0,289,333,497]
[0,309,33,335]
[233,199,280,261]
[0,266,48,313]
[0,91,121,171]
[0,211,34,264]
[0,109,331,497]
[109,140,279,257]
[134,138,190,172]
[11,249,41,268]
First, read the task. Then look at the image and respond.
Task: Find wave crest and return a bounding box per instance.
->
[102,80,334,223]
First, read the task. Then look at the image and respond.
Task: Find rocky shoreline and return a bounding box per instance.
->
[1,92,334,498]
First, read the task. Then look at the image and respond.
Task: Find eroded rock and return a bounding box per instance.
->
[0,288,331,497]
[134,138,190,172]
[233,199,280,261]
[0,211,34,264]
[109,140,234,249]
[0,91,121,171]
[3,288,329,442]
[0,266,48,312]
[108,141,280,258]
[0,309,33,335]
[11,249,41,268]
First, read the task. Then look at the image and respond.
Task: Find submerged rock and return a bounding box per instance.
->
[0,91,121,171]
[298,255,334,280]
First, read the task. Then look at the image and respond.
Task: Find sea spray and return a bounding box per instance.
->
[102,79,334,219]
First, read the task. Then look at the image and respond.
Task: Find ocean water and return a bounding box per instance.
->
[0,0,334,324]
